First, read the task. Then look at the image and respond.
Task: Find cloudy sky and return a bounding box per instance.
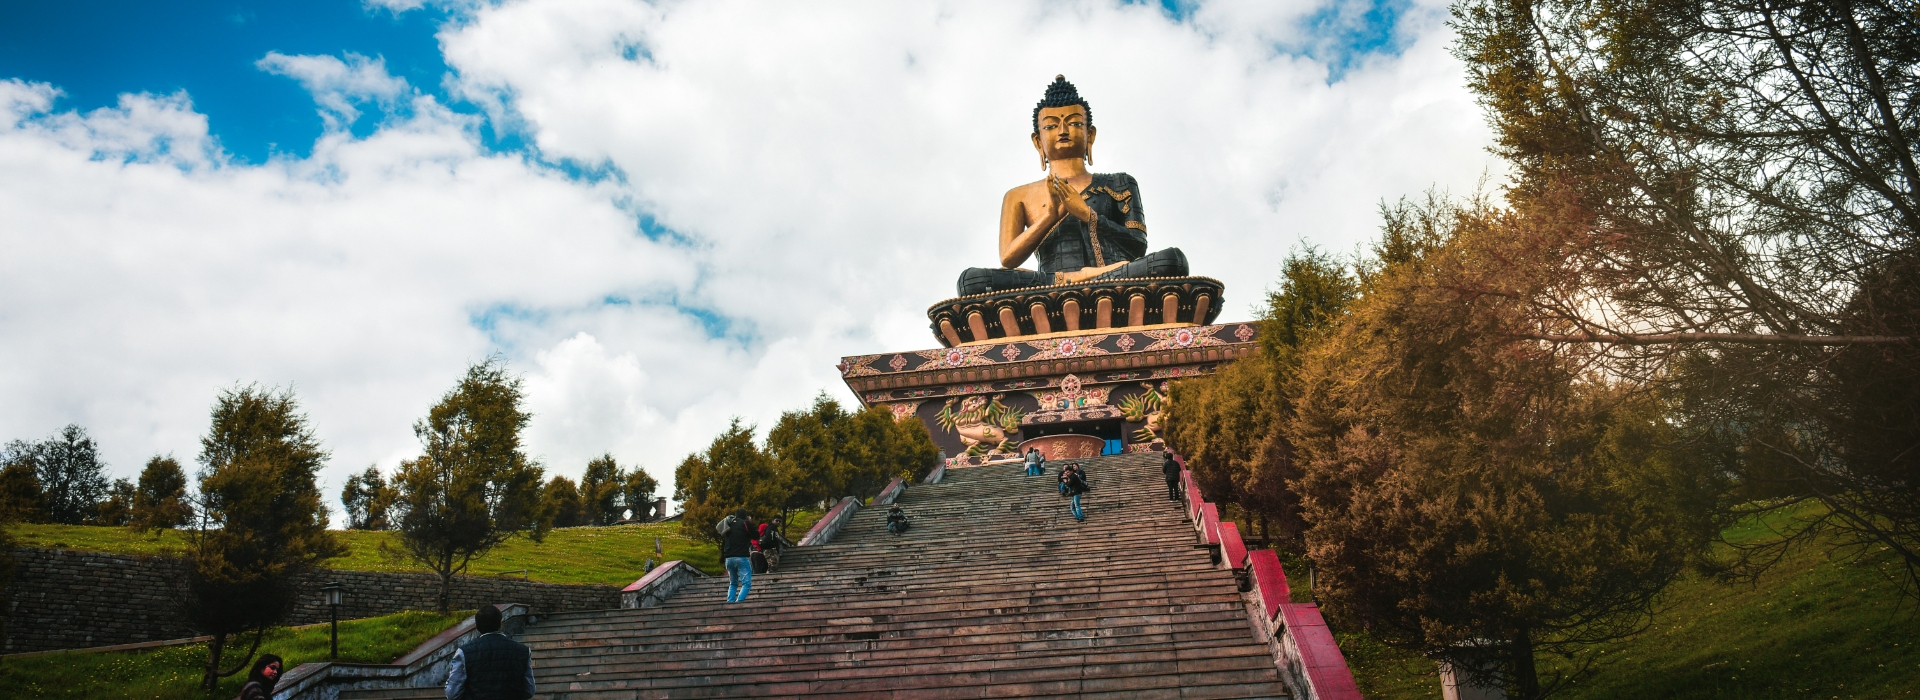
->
[0,0,1500,521]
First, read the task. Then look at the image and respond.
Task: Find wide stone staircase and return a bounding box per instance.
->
[339,453,1291,699]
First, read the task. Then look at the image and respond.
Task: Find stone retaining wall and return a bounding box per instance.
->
[2,547,622,655]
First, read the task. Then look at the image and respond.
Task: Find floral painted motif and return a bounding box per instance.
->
[915,345,998,369]
[1234,324,1255,342]
[1000,344,1021,361]
[1141,325,1229,351]
[886,401,923,422]
[889,354,908,371]
[1115,334,1136,352]
[1025,335,1110,360]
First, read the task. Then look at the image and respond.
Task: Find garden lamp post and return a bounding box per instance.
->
[321,581,346,659]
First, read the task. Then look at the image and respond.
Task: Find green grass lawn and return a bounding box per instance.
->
[0,609,464,700]
[12,509,822,586]
[1299,507,1920,699]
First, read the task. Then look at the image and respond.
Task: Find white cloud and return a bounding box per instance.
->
[0,0,1501,522]
[257,52,411,130]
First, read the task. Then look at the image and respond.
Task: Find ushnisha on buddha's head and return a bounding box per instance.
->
[1031,75,1096,169]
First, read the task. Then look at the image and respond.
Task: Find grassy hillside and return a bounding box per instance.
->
[11,509,822,585]
[0,609,463,700]
[1319,509,1920,699]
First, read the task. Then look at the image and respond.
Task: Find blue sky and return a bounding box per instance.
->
[0,0,1414,163]
[0,0,1491,514]
[0,1,455,161]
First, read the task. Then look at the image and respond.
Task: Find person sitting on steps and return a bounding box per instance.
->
[887,505,911,535]
[1061,463,1090,522]
[444,604,534,700]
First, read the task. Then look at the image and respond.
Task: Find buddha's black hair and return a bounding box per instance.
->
[1032,75,1092,134]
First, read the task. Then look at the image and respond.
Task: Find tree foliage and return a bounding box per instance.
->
[182,385,343,690]
[340,464,398,530]
[0,461,47,524]
[3,424,110,525]
[622,466,661,521]
[580,454,626,526]
[1165,248,1357,543]
[391,359,548,613]
[95,478,136,526]
[674,419,783,541]
[543,475,587,528]
[1451,0,1920,587]
[763,395,942,530]
[131,455,194,532]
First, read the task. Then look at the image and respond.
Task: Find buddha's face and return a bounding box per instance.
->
[1032,105,1095,162]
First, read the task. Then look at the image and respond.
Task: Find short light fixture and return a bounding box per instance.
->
[320,581,346,659]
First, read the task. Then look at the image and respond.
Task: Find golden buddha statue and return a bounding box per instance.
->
[956,76,1188,296]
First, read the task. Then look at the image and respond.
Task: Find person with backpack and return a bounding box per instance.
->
[1162,452,1183,502]
[756,515,792,573]
[1061,463,1090,522]
[886,505,911,535]
[443,604,534,700]
[717,509,756,602]
[236,654,283,700]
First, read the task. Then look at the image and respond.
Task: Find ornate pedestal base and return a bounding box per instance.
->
[838,321,1260,468]
[928,276,1225,347]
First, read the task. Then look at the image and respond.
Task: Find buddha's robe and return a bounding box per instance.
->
[957,172,1188,296]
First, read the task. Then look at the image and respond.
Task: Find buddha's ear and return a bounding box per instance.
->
[1086,125,1096,148]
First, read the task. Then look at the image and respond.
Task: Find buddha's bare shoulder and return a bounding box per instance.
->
[1002,179,1050,206]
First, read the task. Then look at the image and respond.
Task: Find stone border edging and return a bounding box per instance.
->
[923,460,947,484]
[874,477,907,506]
[797,496,861,547]
[1172,453,1364,700]
[272,602,533,700]
[621,560,704,609]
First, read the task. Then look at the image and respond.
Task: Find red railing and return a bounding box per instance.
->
[1170,453,1363,700]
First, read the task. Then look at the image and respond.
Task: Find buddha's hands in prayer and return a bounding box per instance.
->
[1049,176,1097,223]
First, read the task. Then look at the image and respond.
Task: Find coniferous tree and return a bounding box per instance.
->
[621,467,660,521]
[1287,203,1720,698]
[768,395,849,523]
[543,476,587,528]
[182,385,343,690]
[0,461,48,524]
[580,454,625,526]
[391,359,549,613]
[674,419,782,541]
[131,455,193,531]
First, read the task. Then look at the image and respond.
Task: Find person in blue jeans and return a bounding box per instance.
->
[718,509,755,602]
[1061,463,1090,521]
[1025,448,1043,476]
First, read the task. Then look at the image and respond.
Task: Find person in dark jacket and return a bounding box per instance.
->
[720,509,756,602]
[1162,452,1183,502]
[237,653,282,700]
[1062,463,1090,521]
[444,604,534,700]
